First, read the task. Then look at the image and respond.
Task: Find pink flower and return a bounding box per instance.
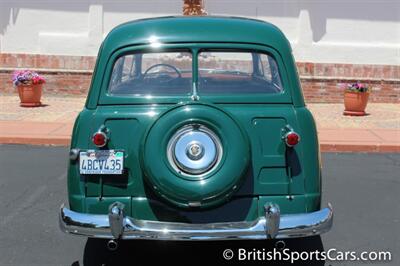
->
[11,70,45,87]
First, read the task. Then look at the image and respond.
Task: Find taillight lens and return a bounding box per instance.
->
[92,132,108,147]
[284,131,300,147]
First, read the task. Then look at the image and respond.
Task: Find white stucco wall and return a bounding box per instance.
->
[0,0,399,65]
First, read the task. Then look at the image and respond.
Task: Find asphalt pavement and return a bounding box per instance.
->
[0,145,399,266]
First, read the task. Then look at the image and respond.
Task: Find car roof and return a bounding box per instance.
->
[101,16,291,54]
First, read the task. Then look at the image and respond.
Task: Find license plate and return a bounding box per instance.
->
[79,150,124,175]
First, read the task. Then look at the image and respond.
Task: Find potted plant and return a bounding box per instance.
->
[183,0,207,15]
[343,82,370,116]
[12,70,45,107]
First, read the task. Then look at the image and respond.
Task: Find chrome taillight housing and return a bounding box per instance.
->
[92,131,108,147]
[284,131,300,147]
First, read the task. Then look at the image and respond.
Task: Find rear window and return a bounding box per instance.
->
[108,52,192,96]
[198,51,283,94]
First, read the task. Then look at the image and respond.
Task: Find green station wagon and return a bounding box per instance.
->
[59,16,333,250]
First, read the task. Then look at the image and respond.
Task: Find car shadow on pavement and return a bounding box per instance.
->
[81,236,325,265]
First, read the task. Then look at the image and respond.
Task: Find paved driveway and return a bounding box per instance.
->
[0,145,398,265]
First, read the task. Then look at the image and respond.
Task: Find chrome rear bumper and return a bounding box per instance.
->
[59,202,333,241]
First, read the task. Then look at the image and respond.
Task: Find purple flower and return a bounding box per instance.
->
[12,70,45,87]
[346,82,368,93]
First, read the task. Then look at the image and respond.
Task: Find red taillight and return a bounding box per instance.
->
[92,131,107,147]
[284,131,300,147]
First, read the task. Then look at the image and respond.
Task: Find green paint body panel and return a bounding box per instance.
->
[68,16,321,222]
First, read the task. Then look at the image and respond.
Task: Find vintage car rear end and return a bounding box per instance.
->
[60,16,333,247]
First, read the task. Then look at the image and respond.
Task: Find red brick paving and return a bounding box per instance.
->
[318,129,400,153]
[0,96,399,152]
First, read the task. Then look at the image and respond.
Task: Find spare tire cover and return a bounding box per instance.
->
[142,103,250,209]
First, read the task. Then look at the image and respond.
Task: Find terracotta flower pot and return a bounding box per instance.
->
[17,84,43,107]
[343,91,369,116]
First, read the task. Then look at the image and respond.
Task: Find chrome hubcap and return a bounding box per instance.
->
[167,125,222,176]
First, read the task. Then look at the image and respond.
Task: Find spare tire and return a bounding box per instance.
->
[142,103,250,209]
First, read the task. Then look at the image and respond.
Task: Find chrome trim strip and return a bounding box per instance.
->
[59,203,333,240]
